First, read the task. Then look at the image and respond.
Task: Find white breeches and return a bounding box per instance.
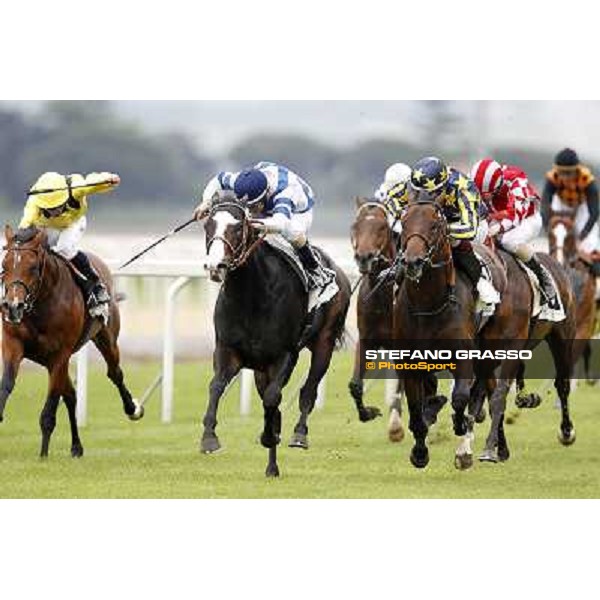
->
[280,209,314,247]
[498,213,542,261]
[45,216,86,260]
[551,196,600,253]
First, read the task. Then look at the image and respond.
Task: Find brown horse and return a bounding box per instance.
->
[393,200,508,469]
[472,239,577,462]
[548,213,598,382]
[349,198,447,442]
[349,200,397,432]
[0,225,143,458]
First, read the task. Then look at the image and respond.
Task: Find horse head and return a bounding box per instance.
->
[350,198,394,275]
[204,192,254,282]
[400,200,450,283]
[549,213,576,266]
[1,225,49,324]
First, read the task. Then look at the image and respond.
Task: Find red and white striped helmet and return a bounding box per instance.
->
[470,158,504,198]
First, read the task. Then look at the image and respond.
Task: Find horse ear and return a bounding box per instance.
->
[355,196,365,208]
[5,224,14,241]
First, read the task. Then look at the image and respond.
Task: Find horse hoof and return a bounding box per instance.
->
[454,453,473,470]
[479,449,498,463]
[388,425,405,443]
[558,428,576,446]
[289,433,309,449]
[200,436,222,454]
[359,406,382,422]
[515,393,542,409]
[474,407,487,424]
[265,464,280,478]
[498,447,510,462]
[71,445,84,458]
[0,413,4,423]
[128,400,144,421]
[410,448,429,469]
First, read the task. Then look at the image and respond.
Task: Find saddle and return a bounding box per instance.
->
[264,235,339,313]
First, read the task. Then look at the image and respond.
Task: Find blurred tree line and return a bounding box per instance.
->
[1,101,596,234]
[0,101,215,220]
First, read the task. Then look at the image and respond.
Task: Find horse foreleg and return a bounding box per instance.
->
[62,375,84,458]
[451,377,474,471]
[40,359,69,458]
[405,377,429,469]
[290,336,335,450]
[259,355,296,477]
[0,341,23,422]
[349,342,382,422]
[93,329,143,420]
[200,346,242,454]
[547,331,576,446]
[480,359,519,463]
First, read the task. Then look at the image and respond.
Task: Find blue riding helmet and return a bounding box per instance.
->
[410,157,449,198]
[234,169,269,205]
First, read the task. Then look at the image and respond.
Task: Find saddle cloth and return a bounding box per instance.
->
[264,235,339,313]
[515,259,566,322]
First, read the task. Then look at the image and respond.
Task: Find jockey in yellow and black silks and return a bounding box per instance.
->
[384,156,500,305]
[19,171,120,317]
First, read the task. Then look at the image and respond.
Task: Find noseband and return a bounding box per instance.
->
[1,243,47,313]
[206,203,266,270]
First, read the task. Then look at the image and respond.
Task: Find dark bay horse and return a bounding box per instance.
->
[0,226,143,457]
[349,200,397,433]
[201,196,350,477]
[548,213,597,382]
[393,201,507,469]
[349,198,447,442]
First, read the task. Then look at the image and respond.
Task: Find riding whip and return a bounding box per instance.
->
[118,218,197,270]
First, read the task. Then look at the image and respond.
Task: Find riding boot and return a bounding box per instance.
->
[453,245,500,304]
[524,256,557,305]
[71,252,110,310]
[296,243,335,290]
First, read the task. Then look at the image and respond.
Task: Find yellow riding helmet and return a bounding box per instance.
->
[27,172,86,209]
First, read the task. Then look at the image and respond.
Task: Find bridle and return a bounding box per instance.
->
[205,202,266,271]
[1,242,48,313]
[352,202,394,267]
[400,200,452,274]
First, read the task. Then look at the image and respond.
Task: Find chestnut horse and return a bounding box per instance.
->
[0,226,143,458]
[202,195,350,477]
[548,212,597,382]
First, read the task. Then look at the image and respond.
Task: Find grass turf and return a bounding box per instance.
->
[0,352,598,498]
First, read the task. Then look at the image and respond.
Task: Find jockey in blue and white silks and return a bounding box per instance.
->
[194,162,335,290]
